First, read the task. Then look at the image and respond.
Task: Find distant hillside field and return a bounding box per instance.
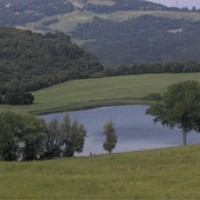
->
[1,145,200,198]
[10,0,200,66]
[1,73,200,114]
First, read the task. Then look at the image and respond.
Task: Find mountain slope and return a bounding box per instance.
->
[0,0,167,26]
[1,0,200,66]
[72,15,200,66]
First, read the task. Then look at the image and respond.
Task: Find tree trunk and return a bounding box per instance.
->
[182,127,187,146]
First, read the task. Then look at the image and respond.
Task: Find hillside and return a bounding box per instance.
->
[1,145,200,198]
[72,15,200,66]
[1,0,200,66]
[1,73,200,114]
[0,0,167,26]
[0,27,103,94]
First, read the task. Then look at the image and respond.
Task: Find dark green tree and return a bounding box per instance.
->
[103,120,117,153]
[45,119,62,158]
[60,115,87,157]
[146,81,200,146]
[21,115,47,160]
[0,111,24,161]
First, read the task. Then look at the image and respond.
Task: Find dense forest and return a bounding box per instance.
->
[72,15,200,66]
[0,27,103,94]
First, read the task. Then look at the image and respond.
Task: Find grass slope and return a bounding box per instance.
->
[1,145,200,199]
[1,73,200,114]
[19,10,200,35]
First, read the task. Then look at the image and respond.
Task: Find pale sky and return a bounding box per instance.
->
[147,0,200,8]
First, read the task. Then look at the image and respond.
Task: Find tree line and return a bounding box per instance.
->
[92,61,200,78]
[0,111,118,161]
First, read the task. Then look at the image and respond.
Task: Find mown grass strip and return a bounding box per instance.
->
[1,73,200,114]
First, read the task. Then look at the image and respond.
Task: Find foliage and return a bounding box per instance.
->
[0,27,103,93]
[143,93,162,101]
[44,119,62,158]
[72,15,200,66]
[60,115,87,157]
[20,115,47,161]
[0,111,24,161]
[102,61,200,77]
[0,111,87,160]
[4,92,34,105]
[146,81,200,145]
[45,115,87,158]
[103,120,117,153]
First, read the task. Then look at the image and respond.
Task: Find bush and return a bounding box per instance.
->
[143,93,162,101]
[4,92,34,105]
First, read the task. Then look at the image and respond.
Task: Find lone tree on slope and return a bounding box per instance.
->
[146,80,200,146]
[103,120,118,153]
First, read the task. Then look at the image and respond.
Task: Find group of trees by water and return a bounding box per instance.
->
[0,112,87,161]
[0,111,118,161]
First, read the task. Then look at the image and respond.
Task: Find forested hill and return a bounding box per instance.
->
[0,27,103,94]
[0,0,167,25]
[2,0,200,67]
[72,15,200,66]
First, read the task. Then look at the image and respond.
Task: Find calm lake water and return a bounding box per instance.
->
[41,105,200,156]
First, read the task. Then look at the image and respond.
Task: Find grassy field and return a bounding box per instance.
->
[18,10,200,36]
[1,145,200,199]
[1,73,200,114]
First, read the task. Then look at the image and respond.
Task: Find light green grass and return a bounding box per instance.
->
[1,73,200,114]
[1,145,200,199]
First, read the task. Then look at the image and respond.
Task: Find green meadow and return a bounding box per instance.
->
[1,145,200,199]
[1,73,200,114]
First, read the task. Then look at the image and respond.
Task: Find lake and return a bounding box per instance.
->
[41,105,200,156]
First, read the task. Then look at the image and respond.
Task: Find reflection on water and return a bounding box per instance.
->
[41,105,200,156]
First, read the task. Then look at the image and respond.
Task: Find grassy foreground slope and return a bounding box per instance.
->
[1,73,200,114]
[1,145,200,199]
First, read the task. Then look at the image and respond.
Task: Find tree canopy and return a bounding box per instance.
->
[103,120,118,153]
[0,27,103,94]
[0,111,87,161]
[146,81,200,145]
[72,16,200,66]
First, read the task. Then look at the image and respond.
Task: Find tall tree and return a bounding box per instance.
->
[21,115,47,160]
[60,115,87,157]
[0,111,23,161]
[45,119,62,158]
[103,120,117,153]
[146,81,200,145]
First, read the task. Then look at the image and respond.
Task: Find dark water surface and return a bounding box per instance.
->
[41,105,200,156]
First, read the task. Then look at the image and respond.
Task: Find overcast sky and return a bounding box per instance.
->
[147,0,200,8]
